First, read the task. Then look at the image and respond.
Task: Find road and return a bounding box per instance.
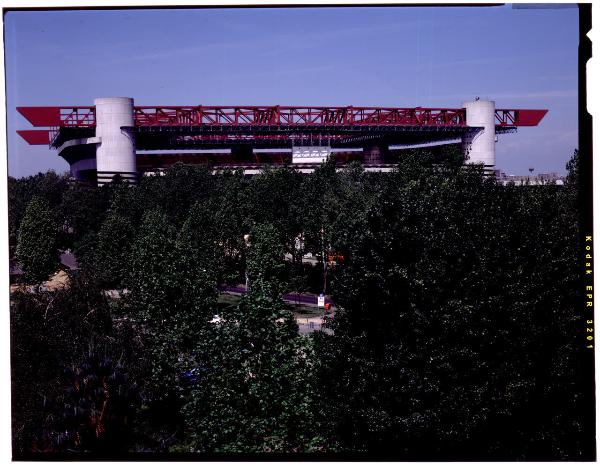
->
[218,284,334,307]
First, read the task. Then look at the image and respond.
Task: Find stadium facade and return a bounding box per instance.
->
[17,97,547,185]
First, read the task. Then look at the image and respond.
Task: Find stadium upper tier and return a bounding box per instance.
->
[17,105,547,148]
[15,98,548,185]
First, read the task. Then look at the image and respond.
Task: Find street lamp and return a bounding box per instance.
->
[243,234,251,290]
[320,228,327,295]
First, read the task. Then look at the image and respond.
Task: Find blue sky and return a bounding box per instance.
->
[4,5,579,177]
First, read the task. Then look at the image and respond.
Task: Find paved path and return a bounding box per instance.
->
[59,250,78,270]
[218,285,336,335]
[218,284,335,307]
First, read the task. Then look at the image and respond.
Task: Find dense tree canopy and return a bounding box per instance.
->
[15,196,60,283]
[180,223,323,453]
[8,171,68,254]
[9,150,593,460]
[314,156,588,459]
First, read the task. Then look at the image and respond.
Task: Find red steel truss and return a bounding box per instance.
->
[132,106,470,127]
[17,105,547,128]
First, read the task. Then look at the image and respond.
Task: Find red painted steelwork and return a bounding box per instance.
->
[19,105,548,129]
[495,109,548,127]
[133,106,468,127]
[174,134,355,143]
[17,107,95,127]
[16,130,51,145]
[17,105,548,145]
[17,107,61,127]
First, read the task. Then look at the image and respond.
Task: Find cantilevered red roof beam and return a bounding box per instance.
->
[17,106,96,127]
[18,105,548,129]
[16,107,61,127]
[16,130,52,145]
[495,109,548,127]
[16,105,548,146]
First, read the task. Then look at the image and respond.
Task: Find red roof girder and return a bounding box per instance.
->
[16,130,51,145]
[17,105,548,146]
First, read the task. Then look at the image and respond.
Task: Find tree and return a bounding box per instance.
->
[181,223,324,453]
[59,182,112,249]
[126,210,180,398]
[8,171,68,255]
[136,163,216,229]
[174,201,219,336]
[124,208,219,450]
[10,270,114,455]
[16,196,60,283]
[565,149,579,188]
[313,150,589,459]
[9,155,591,459]
[210,169,251,285]
[247,166,304,256]
[94,212,135,289]
[42,352,139,454]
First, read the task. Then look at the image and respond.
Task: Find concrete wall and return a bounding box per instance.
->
[94,97,137,186]
[462,99,496,170]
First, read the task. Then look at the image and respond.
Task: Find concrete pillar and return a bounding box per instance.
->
[94,97,137,186]
[461,99,496,171]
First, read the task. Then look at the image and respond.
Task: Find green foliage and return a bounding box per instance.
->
[128,209,178,318]
[15,196,60,283]
[10,271,114,453]
[124,206,220,448]
[181,223,324,453]
[210,169,251,284]
[245,223,286,300]
[313,151,587,459]
[565,149,579,187]
[126,203,220,343]
[564,149,580,215]
[108,182,145,228]
[8,171,68,255]
[95,212,135,289]
[175,201,219,329]
[9,152,589,459]
[126,210,180,401]
[137,163,216,228]
[60,182,112,246]
[72,231,99,273]
[42,352,139,453]
[247,167,304,252]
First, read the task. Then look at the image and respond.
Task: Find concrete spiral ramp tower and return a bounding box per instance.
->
[461,99,496,172]
[94,97,137,185]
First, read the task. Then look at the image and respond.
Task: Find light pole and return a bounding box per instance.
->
[320,228,327,295]
[243,233,251,291]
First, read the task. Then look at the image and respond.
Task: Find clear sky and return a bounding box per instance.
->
[4,4,579,178]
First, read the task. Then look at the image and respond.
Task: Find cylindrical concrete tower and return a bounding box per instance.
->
[94,97,137,186]
[461,99,496,171]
